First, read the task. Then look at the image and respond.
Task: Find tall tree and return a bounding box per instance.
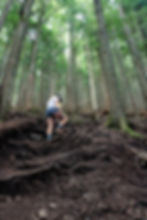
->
[25,4,45,110]
[0,0,34,114]
[93,0,126,127]
[25,37,39,110]
[85,46,98,112]
[119,6,147,103]
[66,9,79,112]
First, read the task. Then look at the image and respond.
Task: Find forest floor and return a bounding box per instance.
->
[0,113,147,220]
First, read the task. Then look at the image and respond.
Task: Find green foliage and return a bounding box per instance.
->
[0,0,146,121]
[0,0,146,81]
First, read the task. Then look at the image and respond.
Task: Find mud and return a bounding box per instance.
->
[0,114,147,220]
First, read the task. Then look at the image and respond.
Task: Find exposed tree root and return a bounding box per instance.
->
[106,116,143,138]
[129,147,147,161]
[0,115,147,220]
[0,151,78,181]
[120,118,143,138]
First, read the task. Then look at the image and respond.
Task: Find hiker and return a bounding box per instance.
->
[46,94,68,141]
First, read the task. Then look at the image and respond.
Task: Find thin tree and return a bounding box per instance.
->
[66,14,79,112]
[85,46,98,112]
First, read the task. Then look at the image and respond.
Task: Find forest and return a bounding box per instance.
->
[0,0,147,219]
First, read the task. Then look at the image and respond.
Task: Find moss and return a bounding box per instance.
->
[106,116,143,138]
[120,118,143,138]
[105,116,119,128]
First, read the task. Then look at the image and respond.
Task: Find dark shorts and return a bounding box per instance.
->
[46,107,63,119]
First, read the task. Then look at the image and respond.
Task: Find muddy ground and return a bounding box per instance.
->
[0,113,147,220]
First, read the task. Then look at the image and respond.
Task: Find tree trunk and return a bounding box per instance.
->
[119,6,147,104]
[113,49,137,113]
[136,15,147,53]
[86,47,98,112]
[110,31,139,113]
[0,0,15,32]
[0,0,34,114]
[98,74,110,112]
[66,15,79,113]
[39,63,52,109]
[40,72,49,109]
[25,39,38,110]
[93,0,125,124]
[130,12,147,68]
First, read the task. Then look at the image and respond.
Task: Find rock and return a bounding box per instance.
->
[85,218,91,220]
[15,195,21,202]
[63,215,75,220]
[48,202,57,209]
[83,192,97,201]
[97,201,108,211]
[38,208,48,220]
[0,195,12,203]
[30,133,42,141]
[31,214,38,220]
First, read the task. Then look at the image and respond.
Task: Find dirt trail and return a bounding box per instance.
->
[0,114,147,220]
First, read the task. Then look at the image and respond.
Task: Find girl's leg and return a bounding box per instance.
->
[60,114,68,126]
[57,113,68,130]
[46,118,54,140]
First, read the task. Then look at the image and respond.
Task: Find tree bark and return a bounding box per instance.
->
[66,14,79,112]
[40,61,52,109]
[25,39,38,110]
[0,0,34,114]
[93,0,125,124]
[119,6,147,104]
[86,47,98,112]
[40,72,49,109]
[136,14,147,52]
[110,31,139,113]
[0,0,15,32]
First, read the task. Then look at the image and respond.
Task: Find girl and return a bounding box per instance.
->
[46,95,68,141]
